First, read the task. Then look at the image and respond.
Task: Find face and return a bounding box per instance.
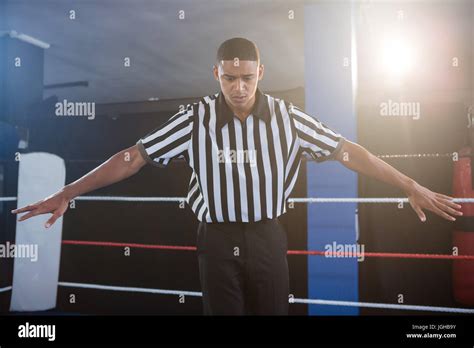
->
[213,60,264,111]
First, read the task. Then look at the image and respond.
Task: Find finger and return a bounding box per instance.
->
[11,204,38,214]
[436,200,462,216]
[434,199,462,216]
[413,205,426,222]
[17,209,42,222]
[429,204,456,222]
[45,212,61,229]
[436,193,455,201]
[18,205,50,221]
[438,198,462,210]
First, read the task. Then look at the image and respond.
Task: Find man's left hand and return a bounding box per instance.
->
[407,182,463,222]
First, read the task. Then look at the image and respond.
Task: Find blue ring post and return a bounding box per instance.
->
[304,2,359,315]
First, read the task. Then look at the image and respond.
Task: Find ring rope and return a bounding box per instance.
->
[59,281,201,297]
[2,282,472,313]
[0,197,17,202]
[291,298,474,314]
[0,286,12,293]
[377,153,455,159]
[3,196,474,203]
[55,281,474,314]
[62,240,474,260]
[0,152,459,165]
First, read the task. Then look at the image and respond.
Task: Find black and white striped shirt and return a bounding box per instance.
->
[137,88,345,223]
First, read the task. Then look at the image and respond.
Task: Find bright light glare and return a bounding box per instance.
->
[381,39,415,78]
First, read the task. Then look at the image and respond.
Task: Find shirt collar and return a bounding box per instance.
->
[215,88,271,129]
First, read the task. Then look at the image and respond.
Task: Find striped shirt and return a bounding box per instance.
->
[137,88,345,223]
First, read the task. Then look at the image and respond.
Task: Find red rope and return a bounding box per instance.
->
[287,250,474,260]
[62,240,196,251]
[62,240,474,260]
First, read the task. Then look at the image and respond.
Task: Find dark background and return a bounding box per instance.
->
[1,0,474,316]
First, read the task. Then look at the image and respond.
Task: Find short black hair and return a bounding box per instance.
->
[216,37,260,64]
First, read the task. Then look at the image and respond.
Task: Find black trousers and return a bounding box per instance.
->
[197,218,289,315]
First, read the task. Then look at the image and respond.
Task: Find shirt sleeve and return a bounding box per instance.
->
[136,105,194,167]
[289,104,346,163]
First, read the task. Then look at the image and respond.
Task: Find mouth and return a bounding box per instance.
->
[232,95,247,102]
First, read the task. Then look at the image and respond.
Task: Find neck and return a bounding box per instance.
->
[229,94,256,122]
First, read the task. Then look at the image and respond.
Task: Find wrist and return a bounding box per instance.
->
[60,185,76,201]
[402,178,419,195]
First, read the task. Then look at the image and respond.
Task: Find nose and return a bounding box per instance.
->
[235,78,245,92]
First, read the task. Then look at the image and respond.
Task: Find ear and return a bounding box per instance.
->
[213,65,219,81]
[258,64,265,81]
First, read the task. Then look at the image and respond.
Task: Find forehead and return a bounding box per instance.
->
[218,60,259,75]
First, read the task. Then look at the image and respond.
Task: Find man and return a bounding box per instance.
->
[12,37,462,315]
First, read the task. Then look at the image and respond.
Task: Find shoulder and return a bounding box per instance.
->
[185,93,220,115]
[263,93,298,113]
[197,92,219,107]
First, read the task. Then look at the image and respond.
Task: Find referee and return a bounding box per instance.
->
[12,37,462,315]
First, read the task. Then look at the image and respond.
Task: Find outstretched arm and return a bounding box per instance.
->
[11,144,147,228]
[334,139,462,222]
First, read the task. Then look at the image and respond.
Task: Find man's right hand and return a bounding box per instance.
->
[11,191,71,228]
[10,144,147,229]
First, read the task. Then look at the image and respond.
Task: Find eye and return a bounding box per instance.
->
[224,76,235,81]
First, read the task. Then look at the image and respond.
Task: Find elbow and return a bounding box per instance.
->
[336,140,370,169]
[118,145,147,174]
[130,151,147,173]
[335,139,353,163]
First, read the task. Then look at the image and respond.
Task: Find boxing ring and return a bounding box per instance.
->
[2,189,474,314]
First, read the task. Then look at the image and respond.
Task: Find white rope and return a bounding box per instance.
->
[57,282,474,314]
[4,282,473,313]
[291,198,411,203]
[74,196,185,202]
[377,153,454,159]
[4,196,473,203]
[0,197,17,202]
[291,197,474,203]
[58,281,201,297]
[0,286,12,293]
[292,298,474,314]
